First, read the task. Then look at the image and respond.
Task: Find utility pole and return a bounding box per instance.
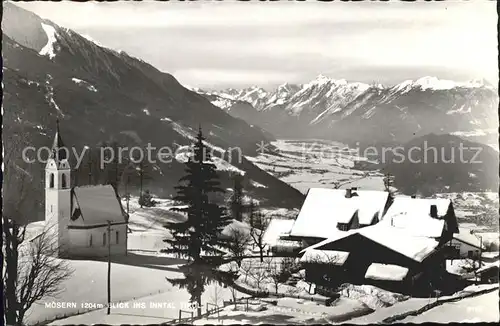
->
[139,161,144,208]
[88,148,93,185]
[478,235,483,269]
[107,220,111,315]
[125,174,130,216]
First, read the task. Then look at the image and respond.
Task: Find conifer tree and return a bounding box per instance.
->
[164,126,236,317]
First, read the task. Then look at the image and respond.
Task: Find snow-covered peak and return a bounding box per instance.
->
[413,76,458,90]
[39,23,58,59]
[81,34,103,47]
[392,76,492,93]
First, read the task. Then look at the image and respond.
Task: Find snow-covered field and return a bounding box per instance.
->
[246,139,385,194]
[193,297,369,325]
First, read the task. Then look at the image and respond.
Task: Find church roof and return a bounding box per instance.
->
[51,119,67,161]
[72,185,127,225]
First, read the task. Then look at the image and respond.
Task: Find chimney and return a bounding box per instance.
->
[430,204,438,218]
[345,189,352,198]
[411,194,416,199]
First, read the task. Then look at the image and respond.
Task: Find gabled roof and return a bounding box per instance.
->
[72,185,127,225]
[453,229,484,250]
[379,211,445,238]
[289,188,389,239]
[383,196,453,220]
[263,219,296,247]
[310,223,439,263]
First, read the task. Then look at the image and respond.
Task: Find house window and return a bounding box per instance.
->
[116,231,119,244]
[337,223,349,231]
[62,174,67,188]
[89,235,93,247]
[467,250,473,258]
[103,233,107,247]
[49,173,55,188]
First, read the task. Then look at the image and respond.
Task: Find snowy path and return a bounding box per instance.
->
[349,285,498,324]
[402,289,499,323]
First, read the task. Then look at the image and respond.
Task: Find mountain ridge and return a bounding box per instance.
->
[197,74,498,147]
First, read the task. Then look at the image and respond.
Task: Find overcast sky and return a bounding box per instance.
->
[17,0,498,89]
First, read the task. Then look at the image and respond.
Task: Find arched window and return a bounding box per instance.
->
[89,235,93,247]
[62,173,67,189]
[103,233,107,247]
[115,231,119,244]
[49,173,55,188]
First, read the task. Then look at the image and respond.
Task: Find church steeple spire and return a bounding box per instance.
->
[51,118,67,161]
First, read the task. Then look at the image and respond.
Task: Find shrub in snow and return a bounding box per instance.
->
[138,190,158,207]
[339,284,409,310]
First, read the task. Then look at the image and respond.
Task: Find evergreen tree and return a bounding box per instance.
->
[229,173,244,221]
[164,127,236,317]
[383,172,396,195]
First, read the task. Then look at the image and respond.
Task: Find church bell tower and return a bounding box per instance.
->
[45,119,71,255]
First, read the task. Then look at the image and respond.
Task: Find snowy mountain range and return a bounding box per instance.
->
[196,75,498,147]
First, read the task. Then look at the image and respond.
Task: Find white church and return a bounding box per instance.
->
[45,121,128,258]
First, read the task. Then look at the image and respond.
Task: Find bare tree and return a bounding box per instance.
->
[226,227,251,267]
[248,202,268,263]
[15,228,74,323]
[208,282,225,309]
[240,260,253,283]
[265,259,284,294]
[249,265,268,291]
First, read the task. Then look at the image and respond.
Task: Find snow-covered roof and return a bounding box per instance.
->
[453,230,484,249]
[310,223,439,263]
[365,263,409,281]
[476,261,499,274]
[300,249,350,265]
[72,185,127,225]
[383,196,452,220]
[221,220,252,238]
[481,251,499,259]
[262,219,295,247]
[379,212,445,238]
[289,188,389,239]
[358,224,440,263]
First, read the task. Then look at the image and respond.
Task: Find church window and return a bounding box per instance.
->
[62,174,67,188]
[116,231,119,244]
[50,173,55,188]
[103,233,107,247]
